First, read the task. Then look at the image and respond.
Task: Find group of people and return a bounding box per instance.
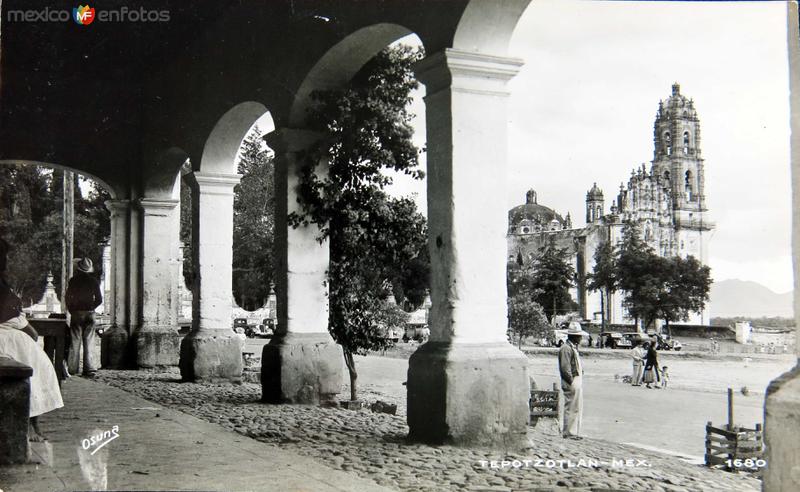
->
[556,324,674,440]
[630,339,669,389]
[0,237,102,441]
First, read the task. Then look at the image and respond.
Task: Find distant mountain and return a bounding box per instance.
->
[710,279,794,318]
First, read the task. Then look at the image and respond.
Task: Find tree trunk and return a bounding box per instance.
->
[343,350,358,401]
[61,171,74,314]
[600,288,606,332]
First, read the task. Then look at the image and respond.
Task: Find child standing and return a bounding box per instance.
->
[661,366,670,389]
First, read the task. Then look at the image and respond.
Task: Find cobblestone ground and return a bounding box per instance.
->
[94,370,759,492]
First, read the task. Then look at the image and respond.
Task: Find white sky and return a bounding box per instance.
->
[389,0,793,294]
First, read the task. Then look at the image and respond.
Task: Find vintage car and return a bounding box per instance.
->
[232,318,249,335]
[246,318,275,338]
[551,328,591,347]
[599,331,632,349]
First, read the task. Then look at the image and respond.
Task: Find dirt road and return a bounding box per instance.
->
[354,352,795,458]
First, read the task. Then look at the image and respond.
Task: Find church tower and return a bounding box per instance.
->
[651,83,714,323]
[585,183,604,224]
[651,83,706,208]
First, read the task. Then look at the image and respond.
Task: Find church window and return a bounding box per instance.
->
[685,170,693,201]
[683,132,690,154]
[665,132,672,155]
[522,227,530,234]
[664,170,670,182]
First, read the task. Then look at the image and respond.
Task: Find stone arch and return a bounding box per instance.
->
[289,23,416,127]
[0,159,119,199]
[143,147,189,200]
[454,0,530,54]
[199,102,270,174]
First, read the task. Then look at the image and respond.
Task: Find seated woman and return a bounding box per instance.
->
[0,238,64,441]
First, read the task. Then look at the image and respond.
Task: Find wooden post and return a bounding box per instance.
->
[61,171,75,314]
[727,387,734,431]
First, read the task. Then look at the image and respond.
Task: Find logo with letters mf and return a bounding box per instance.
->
[73,5,95,25]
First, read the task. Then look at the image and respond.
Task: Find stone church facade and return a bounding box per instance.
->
[508,84,714,327]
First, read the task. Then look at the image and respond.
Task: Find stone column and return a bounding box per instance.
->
[763,2,800,489]
[101,199,132,369]
[260,128,342,404]
[100,242,112,315]
[134,198,182,368]
[179,172,244,382]
[406,49,529,447]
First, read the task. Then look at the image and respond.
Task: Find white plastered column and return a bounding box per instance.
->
[406,49,530,447]
[134,198,182,367]
[260,128,342,404]
[101,199,132,368]
[179,172,244,382]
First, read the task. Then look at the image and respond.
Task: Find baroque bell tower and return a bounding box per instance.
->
[651,83,706,206]
[651,83,714,322]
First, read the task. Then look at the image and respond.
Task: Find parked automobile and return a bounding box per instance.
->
[599,331,632,349]
[655,333,682,351]
[403,325,429,342]
[551,328,590,347]
[621,332,647,347]
[382,325,403,342]
[246,318,275,338]
[233,318,248,335]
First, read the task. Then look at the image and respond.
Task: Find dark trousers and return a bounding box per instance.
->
[68,310,97,375]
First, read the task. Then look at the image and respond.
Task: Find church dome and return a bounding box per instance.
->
[586,182,603,200]
[509,189,565,229]
[659,82,697,119]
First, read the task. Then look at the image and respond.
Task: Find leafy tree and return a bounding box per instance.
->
[616,221,712,332]
[233,126,275,310]
[0,164,109,304]
[289,45,428,401]
[179,164,194,290]
[615,221,653,329]
[587,241,617,330]
[529,238,577,323]
[658,255,712,334]
[507,293,549,348]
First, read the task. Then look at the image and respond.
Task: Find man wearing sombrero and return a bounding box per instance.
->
[558,321,587,439]
[66,257,103,377]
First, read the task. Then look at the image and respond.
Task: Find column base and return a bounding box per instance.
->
[0,376,31,464]
[407,341,530,448]
[763,363,800,490]
[134,328,181,368]
[261,332,342,404]
[101,325,133,369]
[179,331,243,383]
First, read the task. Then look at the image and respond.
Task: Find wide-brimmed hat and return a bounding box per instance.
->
[566,321,588,336]
[76,257,94,273]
